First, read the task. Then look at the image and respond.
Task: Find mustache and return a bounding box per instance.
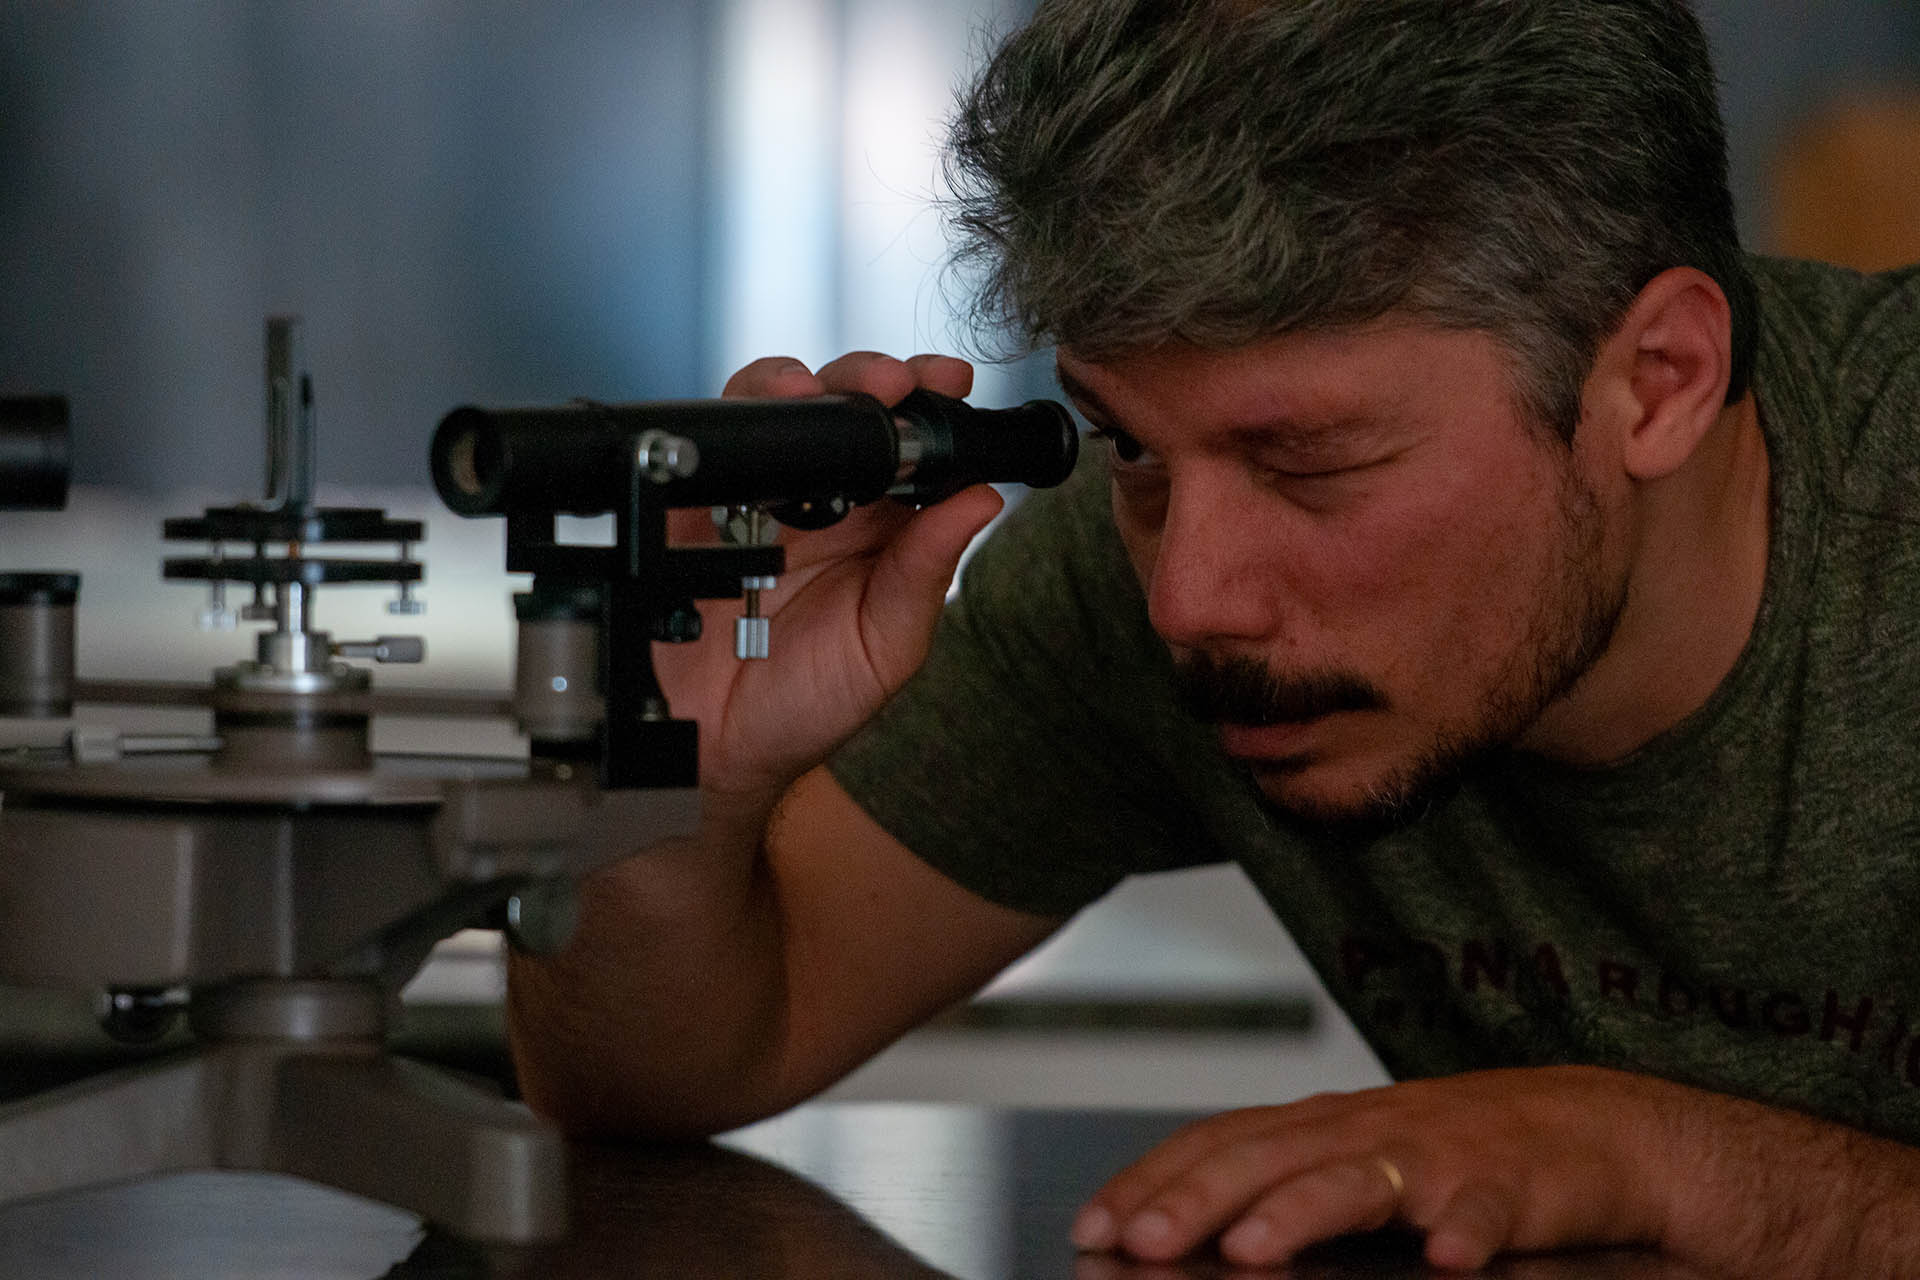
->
[1173,653,1384,725]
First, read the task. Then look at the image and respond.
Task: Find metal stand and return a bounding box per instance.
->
[0,319,703,1245]
[0,767,698,1243]
[0,980,564,1242]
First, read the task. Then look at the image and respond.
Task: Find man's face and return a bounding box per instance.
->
[1055,322,1631,828]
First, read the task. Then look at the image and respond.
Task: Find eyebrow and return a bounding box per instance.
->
[1053,365,1117,425]
[1055,361,1385,456]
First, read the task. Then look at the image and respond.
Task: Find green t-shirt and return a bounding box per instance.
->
[829,256,1920,1143]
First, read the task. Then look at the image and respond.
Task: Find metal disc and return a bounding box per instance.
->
[0,752,525,808]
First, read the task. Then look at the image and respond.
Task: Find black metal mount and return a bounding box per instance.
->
[433,389,1077,792]
[503,496,780,791]
[162,506,424,589]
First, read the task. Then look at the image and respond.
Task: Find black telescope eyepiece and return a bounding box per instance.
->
[886,389,1078,507]
[430,389,1078,521]
[0,396,71,512]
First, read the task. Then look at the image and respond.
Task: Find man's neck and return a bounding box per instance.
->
[1519,393,1772,768]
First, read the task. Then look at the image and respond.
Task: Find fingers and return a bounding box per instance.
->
[1091,1136,1392,1264]
[722,355,823,399]
[1216,1158,1405,1267]
[1069,1086,1477,1267]
[1070,1105,1311,1251]
[1073,1071,1675,1271]
[902,352,974,398]
[1423,1180,1513,1272]
[725,351,977,405]
[815,350,975,404]
[1072,1112,1303,1256]
[1079,1145,1420,1268]
[854,483,1004,684]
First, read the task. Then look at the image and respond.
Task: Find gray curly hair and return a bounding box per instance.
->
[944,0,1757,438]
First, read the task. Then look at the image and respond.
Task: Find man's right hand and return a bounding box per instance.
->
[653,351,1006,801]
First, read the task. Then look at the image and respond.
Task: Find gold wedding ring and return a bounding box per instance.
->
[1373,1155,1406,1205]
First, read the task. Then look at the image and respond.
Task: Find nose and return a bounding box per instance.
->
[1143,474,1281,650]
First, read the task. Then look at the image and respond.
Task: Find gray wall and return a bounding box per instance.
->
[1700,0,1920,244]
[0,1,1915,495]
[0,2,712,491]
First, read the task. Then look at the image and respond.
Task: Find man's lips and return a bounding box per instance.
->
[1215,718,1331,760]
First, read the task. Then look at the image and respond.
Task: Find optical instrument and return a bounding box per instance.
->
[0,320,1076,1245]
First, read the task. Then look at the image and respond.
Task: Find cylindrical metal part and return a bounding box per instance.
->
[432,394,902,515]
[734,615,770,661]
[264,316,316,513]
[887,389,1080,504]
[188,978,386,1043]
[97,987,184,1044]
[211,715,372,772]
[513,586,604,744]
[332,635,426,664]
[256,626,332,676]
[0,397,71,511]
[0,572,79,717]
[503,880,582,956]
[279,577,306,630]
[209,666,374,772]
[430,390,1078,519]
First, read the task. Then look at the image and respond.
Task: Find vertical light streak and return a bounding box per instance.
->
[707,0,841,388]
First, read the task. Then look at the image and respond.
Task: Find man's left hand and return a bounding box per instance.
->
[1068,1065,1920,1276]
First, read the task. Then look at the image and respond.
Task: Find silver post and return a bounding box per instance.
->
[278,578,310,637]
[735,508,775,660]
[264,316,315,514]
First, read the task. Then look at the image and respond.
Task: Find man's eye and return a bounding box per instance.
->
[1090,426,1153,466]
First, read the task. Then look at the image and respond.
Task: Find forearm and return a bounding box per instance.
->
[1660,1083,1920,1279]
[505,782,800,1139]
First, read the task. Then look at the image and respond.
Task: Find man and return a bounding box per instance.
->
[509,1,1920,1273]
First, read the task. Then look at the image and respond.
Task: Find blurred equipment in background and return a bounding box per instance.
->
[1770,87,1920,271]
[0,397,76,719]
[0,397,71,514]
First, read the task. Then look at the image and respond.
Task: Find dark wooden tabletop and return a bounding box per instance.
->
[0,1103,1704,1279]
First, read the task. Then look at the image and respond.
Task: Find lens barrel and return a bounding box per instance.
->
[431,390,1077,518]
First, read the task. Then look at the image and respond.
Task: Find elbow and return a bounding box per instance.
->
[504,963,797,1142]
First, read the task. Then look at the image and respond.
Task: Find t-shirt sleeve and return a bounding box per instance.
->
[827,454,1229,917]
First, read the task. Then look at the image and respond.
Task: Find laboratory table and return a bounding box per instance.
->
[0,1103,1704,1279]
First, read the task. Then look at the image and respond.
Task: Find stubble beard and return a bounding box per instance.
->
[1178,461,1627,838]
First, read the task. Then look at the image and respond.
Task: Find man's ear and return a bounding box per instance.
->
[1583,266,1735,481]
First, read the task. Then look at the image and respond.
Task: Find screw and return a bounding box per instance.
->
[635,430,700,484]
[654,604,703,643]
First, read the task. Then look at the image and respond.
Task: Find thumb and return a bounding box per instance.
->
[858,485,1005,666]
